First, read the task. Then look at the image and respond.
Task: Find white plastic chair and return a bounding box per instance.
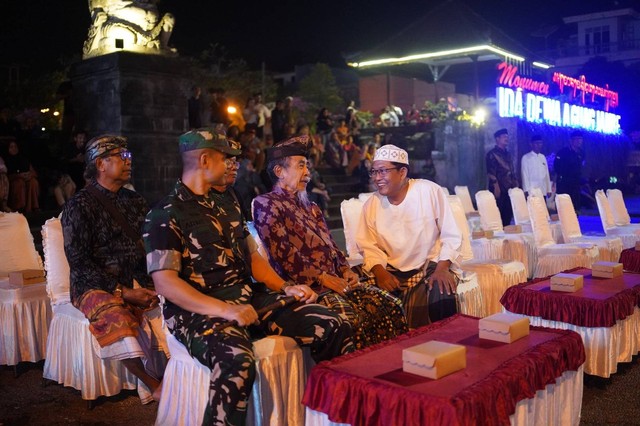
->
[156,329,309,426]
[340,198,366,266]
[0,212,51,367]
[555,194,623,262]
[475,190,536,277]
[448,196,526,317]
[607,189,633,226]
[42,217,162,404]
[529,187,564,243]
[454,185,482,231]
[441,187,450,195]
[508,188,533,233]
[595,190,640,249]
[527,196,599,277]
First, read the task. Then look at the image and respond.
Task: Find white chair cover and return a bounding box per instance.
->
[607,189,631,226]
[42,217,156,402]
[595,190,640,249]
[555,194,623,262]
[475,190,504,232]
[156,332,308,426]
[528,188,565,243]
[0,212,43,276]
[0,212,50,366]
[441,187,450,195]
[528,196,599,277]
[448,196,526,317]
[454,185,477,215]
[508,188,531,228]
[339,198,365,266]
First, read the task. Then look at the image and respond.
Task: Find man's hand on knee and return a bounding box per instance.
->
[428,262,457,295]
[222,304,259,327]
[371,265,400,292]
[122,287,160,309]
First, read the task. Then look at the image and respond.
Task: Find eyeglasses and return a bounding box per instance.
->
[369,167,399,178]
[225,158,239,168]
[103,150,132,161]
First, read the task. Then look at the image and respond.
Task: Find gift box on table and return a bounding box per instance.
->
[8,269,46,286]
[592,261,623,279]
[550,273,584,292]
[402,341,466,379]
[504,225,522,234]
[479,312,530,343]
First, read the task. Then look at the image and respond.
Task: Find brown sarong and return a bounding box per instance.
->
[77,289,141,347]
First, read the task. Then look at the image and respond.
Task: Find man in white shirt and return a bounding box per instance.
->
[521,135,552,197]
[356,144,462,328]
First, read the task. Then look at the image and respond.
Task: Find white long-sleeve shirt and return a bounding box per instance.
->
[520,151,552,194]
[356,179,462,272]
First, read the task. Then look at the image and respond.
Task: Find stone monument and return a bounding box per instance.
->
[71,0,187,204]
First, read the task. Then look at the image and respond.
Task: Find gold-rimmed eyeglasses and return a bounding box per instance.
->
[369,167,399,178]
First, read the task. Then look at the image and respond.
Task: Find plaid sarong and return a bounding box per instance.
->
[77,289,142,347]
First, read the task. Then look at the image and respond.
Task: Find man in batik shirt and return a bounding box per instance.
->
[486,128,518,226]
[62,135,167,402]
[144,128,353,426]
[253,136,408,349]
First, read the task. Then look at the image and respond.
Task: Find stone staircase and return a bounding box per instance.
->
[318,166,363,230]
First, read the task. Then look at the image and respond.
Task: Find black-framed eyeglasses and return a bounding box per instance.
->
[103,150,132,161]
[369,167,399,178]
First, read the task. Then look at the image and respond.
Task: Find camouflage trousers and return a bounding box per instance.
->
[167,290,354,426]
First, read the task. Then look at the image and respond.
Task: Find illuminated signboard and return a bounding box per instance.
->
[496,63,621,135]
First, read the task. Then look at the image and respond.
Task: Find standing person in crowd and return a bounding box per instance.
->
[253,93,271,139]
[61,135,167,403]
[316,107,333,145]
[65,129,89,190]
[270,99,287,143]
[486,128,518,226]
[208,88,229,126]
[555,130,584,211]
[144,128,354,425]
[5,139,40,213]
[521,134,552,197]
[0,154,10,211]
[356,145,462,328]
[345,100,357,130]
[242,97,258,128]
[253,136,407,349]
[187,85,203,129]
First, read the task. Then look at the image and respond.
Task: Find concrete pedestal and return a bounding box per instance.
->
[70,52,189,205]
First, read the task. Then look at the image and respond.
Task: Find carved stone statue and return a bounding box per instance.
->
[83,0,176,59]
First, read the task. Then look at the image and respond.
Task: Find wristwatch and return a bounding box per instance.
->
[279,280,295,294]
[114,284,123,298]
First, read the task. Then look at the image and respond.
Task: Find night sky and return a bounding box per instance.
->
[1,0,634,72]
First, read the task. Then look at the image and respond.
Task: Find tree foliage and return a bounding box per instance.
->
[297,63,343,113]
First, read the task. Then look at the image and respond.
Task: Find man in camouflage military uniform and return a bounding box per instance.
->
[144,128,354,426]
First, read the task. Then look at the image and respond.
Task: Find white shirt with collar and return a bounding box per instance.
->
[356,179,462,273]
[520,151,551,194]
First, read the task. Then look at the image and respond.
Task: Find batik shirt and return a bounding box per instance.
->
[144,180,257,320]
[486,145,518,191]
[252,186,349,286]
[61,180,151,305]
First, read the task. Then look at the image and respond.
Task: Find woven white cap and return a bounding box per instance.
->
[373,144,409,165]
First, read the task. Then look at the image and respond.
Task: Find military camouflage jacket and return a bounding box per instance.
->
[144,180,254,319]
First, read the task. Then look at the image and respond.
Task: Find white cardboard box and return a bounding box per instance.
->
[504,225,522,234]
[592,261,623,279]
[550,273,584,292]
[479,312,530,343]
[402,341,466,379]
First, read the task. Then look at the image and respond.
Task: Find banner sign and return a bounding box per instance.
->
[496,62,621,135]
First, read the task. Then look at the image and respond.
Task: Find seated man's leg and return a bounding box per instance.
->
[172,315,256,426]
[424,263,458,323]
[252,292,354,362]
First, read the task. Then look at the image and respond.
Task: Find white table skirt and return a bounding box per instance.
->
[305,365,584,426]
[0,281,51,365]
[508,307,640,378]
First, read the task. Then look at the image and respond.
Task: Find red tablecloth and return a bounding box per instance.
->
[500,268,640,327]
[620,248,640,273]
[302,314,584,426]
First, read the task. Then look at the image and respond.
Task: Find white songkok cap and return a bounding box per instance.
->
[373,144,409,165]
